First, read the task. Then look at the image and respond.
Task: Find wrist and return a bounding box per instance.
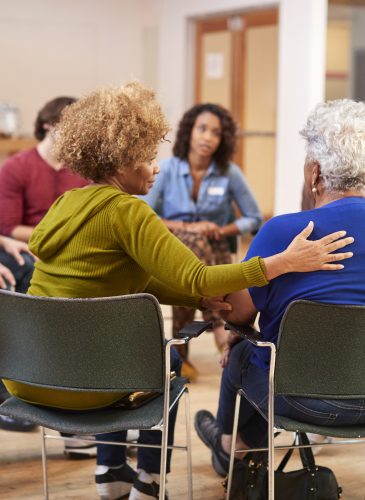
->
[263,252,292,280]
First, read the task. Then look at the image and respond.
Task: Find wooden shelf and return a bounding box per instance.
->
[0,137,38,156]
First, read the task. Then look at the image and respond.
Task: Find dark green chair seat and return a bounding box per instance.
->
[0,290,210,499]
[225,300,365,499]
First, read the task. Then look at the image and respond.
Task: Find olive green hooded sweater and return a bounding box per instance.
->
[5,185,267,409]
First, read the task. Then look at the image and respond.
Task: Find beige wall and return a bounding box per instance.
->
[0,0,161,136]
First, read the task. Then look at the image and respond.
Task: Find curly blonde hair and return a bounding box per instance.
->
[54,82,170,181]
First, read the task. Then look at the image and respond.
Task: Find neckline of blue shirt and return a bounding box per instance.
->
[317,196,365,209]
[178,158,219,177]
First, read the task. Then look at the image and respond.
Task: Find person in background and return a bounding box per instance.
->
[143,103,263,380]
[4,82,352,500]
[0,96,88,242]
[195,99,365,477]
[0,235,34,293]
[0,97,91,457]
[0,235,37,431]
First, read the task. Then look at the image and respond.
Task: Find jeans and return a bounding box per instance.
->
[216,340,365,448]
[97,347,182,474]
[0,249,35,293]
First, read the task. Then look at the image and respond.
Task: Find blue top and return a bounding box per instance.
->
[244,197,365,370]
[142,156,263,234]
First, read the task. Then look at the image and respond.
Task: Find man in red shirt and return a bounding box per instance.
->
[0,98,93,456]
[0,96,88,241]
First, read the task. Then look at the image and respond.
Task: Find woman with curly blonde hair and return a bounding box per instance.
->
[4,82,353,500]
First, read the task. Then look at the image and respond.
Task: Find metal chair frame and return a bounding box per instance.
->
[0,290,211,500]
[225,300,365,499]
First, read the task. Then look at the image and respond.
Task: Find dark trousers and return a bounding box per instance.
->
[0,249,35,293]
[96,347,182,474]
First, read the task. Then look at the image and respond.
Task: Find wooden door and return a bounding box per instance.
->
[195,10,278,218]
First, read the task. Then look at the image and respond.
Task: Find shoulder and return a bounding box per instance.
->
[159,156,180,170]
[247,211,313,258]
[225,162,247,181]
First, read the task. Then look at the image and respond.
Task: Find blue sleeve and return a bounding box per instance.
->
[228,164,263,234]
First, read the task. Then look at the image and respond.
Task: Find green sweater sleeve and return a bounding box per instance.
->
[111,196,268,301]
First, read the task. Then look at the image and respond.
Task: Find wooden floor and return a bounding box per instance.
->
[1,308,365,499]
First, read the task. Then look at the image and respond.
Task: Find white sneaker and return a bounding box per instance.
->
[129,470,167,499]
[64,434,97,459]
[95,463,137,499]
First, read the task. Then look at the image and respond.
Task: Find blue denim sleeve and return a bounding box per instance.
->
[228,164,263,234]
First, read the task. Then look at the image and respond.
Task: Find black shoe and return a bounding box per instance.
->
[129,478,169,499]
[0,414,38,432]
[95,463,137,499]
[194,409,230,477]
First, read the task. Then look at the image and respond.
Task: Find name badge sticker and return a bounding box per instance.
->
[207,186,225,196]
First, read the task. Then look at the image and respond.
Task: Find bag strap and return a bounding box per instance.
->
[276,436,296,472]
[276,432,317,472]
[297,432,316,468]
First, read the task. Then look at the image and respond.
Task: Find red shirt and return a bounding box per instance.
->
[0,148,88,235]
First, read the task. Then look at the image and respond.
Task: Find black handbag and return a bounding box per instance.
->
[224,432,342,500]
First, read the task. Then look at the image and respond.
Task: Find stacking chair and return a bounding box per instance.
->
[0,290,211,499]
[225,300,365,499]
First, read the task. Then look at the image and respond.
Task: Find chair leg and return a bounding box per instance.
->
[40,427,49,500]
[226,391,241,499]
[184,388,193,500]
[159,422,168,500]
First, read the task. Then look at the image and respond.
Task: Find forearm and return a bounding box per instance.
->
[10,225,34,243]
[219,222,240,237]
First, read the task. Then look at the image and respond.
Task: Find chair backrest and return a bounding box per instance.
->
[0,290,165,392]
[275,300,365,399]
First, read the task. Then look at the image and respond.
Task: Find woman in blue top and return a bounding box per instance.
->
[195,98,365,476]
[143,103,263,379]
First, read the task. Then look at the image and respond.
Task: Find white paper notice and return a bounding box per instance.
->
[205,52,224,79]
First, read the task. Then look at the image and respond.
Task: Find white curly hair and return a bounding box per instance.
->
[300,99,365,192]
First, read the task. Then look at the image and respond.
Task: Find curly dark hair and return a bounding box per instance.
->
[34,96,77,140]
[172,103,237,171]
[54,82,170,182]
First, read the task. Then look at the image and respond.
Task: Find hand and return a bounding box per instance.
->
[200,296,233,312]
[0,263,15,290]
[263,221,354,279]
[0,236,36,265]
[219,331,242,368]
[284,221,354,272]
[186,221,222,240]
[220,345,230,368]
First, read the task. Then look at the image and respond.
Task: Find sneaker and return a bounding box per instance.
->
[129,478,168,499]
[95,463,137,499]
[194,410,230,477]
[64,434,97,459]
[0,414,38,432]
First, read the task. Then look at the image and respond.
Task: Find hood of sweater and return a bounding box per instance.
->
[29,185,122,260]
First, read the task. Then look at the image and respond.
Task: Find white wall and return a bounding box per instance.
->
[1,0,328,215]
[157,0,328,215]
[0,0,160,135]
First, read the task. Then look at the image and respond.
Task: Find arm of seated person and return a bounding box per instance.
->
[11,225,35,243]
[219,289,258,368]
